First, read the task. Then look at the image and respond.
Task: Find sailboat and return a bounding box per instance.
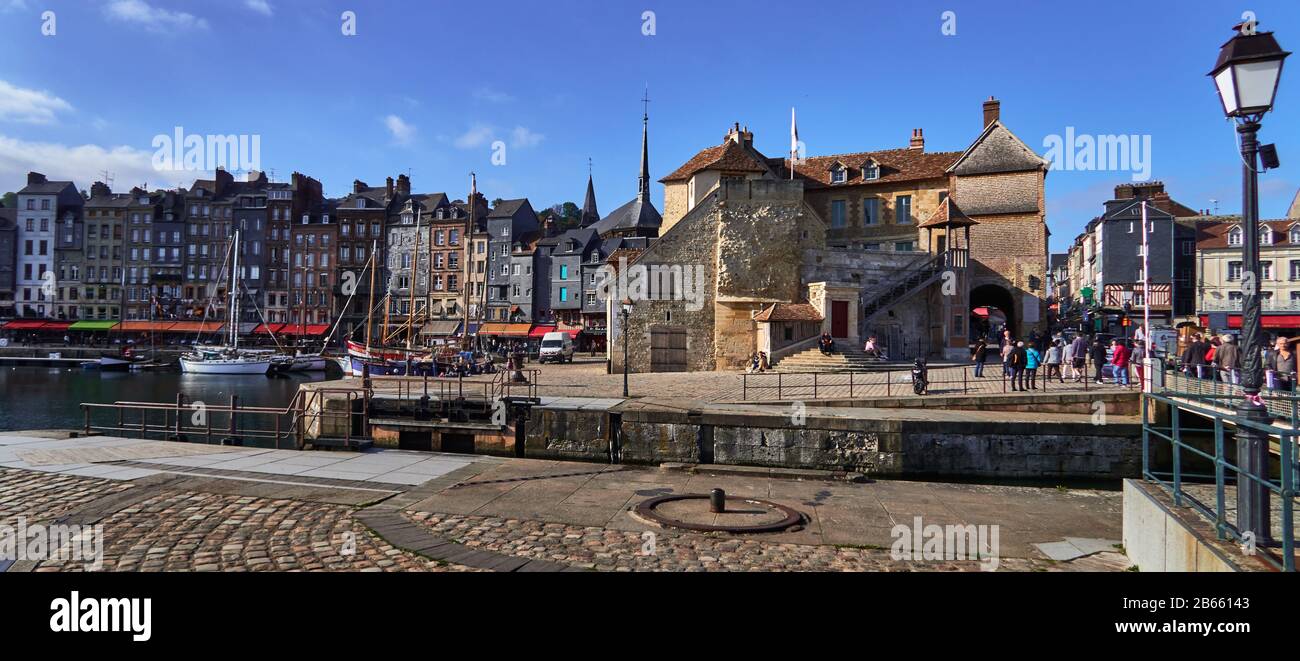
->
[179,229,273,375]
[344,207,435,377]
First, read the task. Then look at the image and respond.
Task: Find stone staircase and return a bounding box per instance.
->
[772,343,883,372]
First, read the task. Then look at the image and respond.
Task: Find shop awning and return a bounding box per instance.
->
[252,323,285,335]
[69,320,119,331]
[3,320,52,330]
[528,325,557,338]
[479,323,532,337]
[420,320,462,336]
[1199,314,1300,330]
[281,324,329,336]
[168,321,224,333]
[115,321,176,332]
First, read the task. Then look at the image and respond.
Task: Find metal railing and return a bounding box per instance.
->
[739,357,1135,401]
[79,386,368,449]
[1142,389,1298,572]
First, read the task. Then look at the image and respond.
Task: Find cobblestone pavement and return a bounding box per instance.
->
[404,511,1131,572]
[0,468,475,572]
[364,358,1133,403]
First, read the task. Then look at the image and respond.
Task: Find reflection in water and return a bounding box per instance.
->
[0,367,337,432]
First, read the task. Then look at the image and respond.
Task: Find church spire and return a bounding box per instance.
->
[638,87,650,202]
[581,159,600,227]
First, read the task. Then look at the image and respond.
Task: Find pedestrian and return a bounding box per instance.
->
[1215,334,1240,385]
[1071,334,1089,383]
[1010,341,1028,391]
[1025,342,1042,390]
[1111,339,1130,387]
[1183,333,1209,379]
[972,338,988,378]
[1045,340,1063,383]
[1062,337,1077,381]
[1269,336,1296,392]
[1131,340,1147,391]
[1001,339,1015,378]
[1090,337,1108,384]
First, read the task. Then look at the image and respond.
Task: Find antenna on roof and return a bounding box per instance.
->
[268,168,277,183]
[1210,199,1219,215]
[99,170,115,188]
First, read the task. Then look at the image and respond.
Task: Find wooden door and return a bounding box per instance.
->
[649,326,687,372]
[831,301,849,338]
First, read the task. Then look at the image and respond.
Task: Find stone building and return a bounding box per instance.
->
[1196,218,1300,334]
[81,183,130,321]
[613,98,1051,372]
[484,199,539,322]
[335,178,397,342]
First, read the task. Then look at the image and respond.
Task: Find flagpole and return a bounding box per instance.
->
[1141,200,1151,391]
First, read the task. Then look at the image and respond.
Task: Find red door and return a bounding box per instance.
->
[831,301,849,338]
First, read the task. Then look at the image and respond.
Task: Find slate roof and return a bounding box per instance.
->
[946,120,1048,176]
[488,198,530,219]
[581,175,600,226]
[552,228,599,256]
[918,197,978,228]
[591,197,661,237]
[753,302,823,323]
[84,194,133,209]
[18,179,77,195]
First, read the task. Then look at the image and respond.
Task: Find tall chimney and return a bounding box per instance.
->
[26,172,47,186]
[353,180,367,195]
[396,174,411,196]
[982,97,1001,127]
[909,128,925,151]
[386,176,395,199]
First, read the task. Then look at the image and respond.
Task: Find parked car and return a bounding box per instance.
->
[538,331,575,364]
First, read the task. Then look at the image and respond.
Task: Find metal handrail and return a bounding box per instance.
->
[1142,390,1297,572]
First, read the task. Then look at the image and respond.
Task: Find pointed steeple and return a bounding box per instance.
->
[638,87,650,202]
[581,161,600,227]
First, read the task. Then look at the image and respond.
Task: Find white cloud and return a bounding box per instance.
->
[0,79,73,125]
[384,114,416,146]
[243,0,272,16]
[103,0,209,33]
[509,126,544,149]
[453,123,495,150]
[1,0,30,13]
[0,134,206,194]
[472,86,515,104]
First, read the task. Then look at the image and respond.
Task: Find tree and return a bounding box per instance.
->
[0,192,15,208]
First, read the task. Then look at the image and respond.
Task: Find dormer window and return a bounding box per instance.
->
[1228,226,1243,246]
[863,162,880,180]
[1260,225,1273,245]
[830,165,847,184]
[1289,226,1300,244]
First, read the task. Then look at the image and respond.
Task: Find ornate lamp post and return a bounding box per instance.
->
[620,297,633,397]
[1209,22,1290,544]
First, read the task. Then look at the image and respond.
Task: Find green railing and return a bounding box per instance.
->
[1144,354,1298,571]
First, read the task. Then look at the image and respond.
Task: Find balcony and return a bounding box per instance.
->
[1200,299,1300,313]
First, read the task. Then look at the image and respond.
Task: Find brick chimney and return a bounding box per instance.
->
[724,122,753,148]
[27,172,47,186]
[909,129,925,151]
[90,181,112,198]
[982,96,1001,128]
[352,180,368,195]
[396,174,411,196]
[213,168,233,196]
[385,176,394,199]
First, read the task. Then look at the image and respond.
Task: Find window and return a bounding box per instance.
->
[895,241,915,252]
[863,162,879,180]
[830,200,846,228]
[862,198,879,225]
[896,196,912,224]
[559,287,568,302]
[1228,227,1243,246]
[1228,261,1243,281]
[1290,260,1300,281]
[1291,227,1300,244]
[1261,226,1274,245]
[1262,261,1274,280]
[560,264,569,280]
[831,166,847,184]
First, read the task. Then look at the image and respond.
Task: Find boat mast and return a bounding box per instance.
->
[405,203,421,350]
[231,229,241,349]
[364,239,377,352]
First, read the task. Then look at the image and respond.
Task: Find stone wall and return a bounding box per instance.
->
[805,248,931,357]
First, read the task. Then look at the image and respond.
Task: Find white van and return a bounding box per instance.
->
[538,331,575,363]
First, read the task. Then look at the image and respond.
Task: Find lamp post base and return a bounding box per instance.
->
[1235,401,1273,546]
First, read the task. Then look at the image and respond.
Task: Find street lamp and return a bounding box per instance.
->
[620,297,633,398]
[1209,22,1290,545]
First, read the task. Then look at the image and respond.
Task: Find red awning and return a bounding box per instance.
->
[528,325,557,338]
[115,321,178,332]
[1199,314,1300,329]
[42,321,72,331]
[169,321,225,333]
[281,324,329,336]
[3,320,51,330]
[252,323,285,335]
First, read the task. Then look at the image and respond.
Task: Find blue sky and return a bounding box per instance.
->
[1,0,1297,252]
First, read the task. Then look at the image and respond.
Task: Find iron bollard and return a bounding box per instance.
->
[710,488,726,513]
